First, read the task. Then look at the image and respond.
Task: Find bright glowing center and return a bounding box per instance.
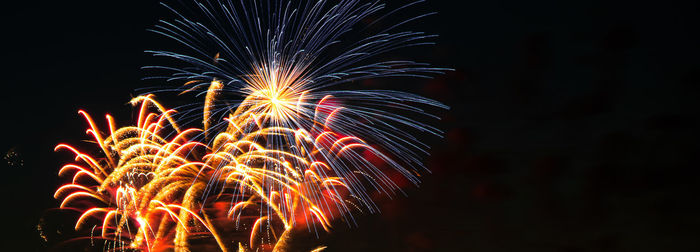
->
[240,64,307,123]
[269,94,282,106]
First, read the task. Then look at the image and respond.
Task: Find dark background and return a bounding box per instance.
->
[1,0,699,251]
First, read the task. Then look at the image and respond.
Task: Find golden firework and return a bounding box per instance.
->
[56,81,388,251]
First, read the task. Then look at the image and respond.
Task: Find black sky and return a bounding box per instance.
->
[1,0,699,251]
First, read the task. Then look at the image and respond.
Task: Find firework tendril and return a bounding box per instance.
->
[49,0,448,251]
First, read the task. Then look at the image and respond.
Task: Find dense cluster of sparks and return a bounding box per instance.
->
[56,91,380,251]
[49,0,447,251]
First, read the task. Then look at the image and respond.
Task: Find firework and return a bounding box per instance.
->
[48,0,447,251]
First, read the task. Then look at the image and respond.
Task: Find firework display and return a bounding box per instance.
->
[48,0,447,251]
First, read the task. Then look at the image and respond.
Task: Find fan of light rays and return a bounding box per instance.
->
[54,92,424,251]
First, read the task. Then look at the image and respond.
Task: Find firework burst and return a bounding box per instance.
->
[48,0,448,251]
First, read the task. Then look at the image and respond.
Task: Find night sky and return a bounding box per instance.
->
[1,0,699,251]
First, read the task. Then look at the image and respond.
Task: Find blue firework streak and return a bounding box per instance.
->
[144,0,448,213]
[140,0,448,248]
